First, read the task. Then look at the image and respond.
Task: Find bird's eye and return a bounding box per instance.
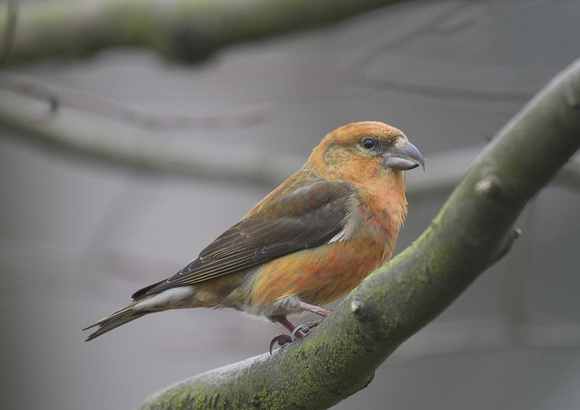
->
[362,138,376,150]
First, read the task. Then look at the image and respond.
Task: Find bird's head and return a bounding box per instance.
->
[307,121,425,181]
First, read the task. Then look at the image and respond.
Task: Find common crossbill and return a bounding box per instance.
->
[83,121,424,345]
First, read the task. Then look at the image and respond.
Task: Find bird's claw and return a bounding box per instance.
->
[269,319,325,354]
[269,334,292,355]
[294,319,323,341]
[291,324,304,342]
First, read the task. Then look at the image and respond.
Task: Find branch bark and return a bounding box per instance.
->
[0,0,406,66]
[138,60,580,409]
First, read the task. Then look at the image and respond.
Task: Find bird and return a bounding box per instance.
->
[83,121,425,346]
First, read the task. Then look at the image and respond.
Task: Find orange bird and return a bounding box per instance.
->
[83,121,424,344]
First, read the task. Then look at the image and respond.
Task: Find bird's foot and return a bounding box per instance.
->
[268,323,309,354]
[291,318,323,341]
[269,318,325,354]
[269,334,292,355]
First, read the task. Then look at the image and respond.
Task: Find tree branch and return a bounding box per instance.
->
[138,60,580,409]
[0,72,523,193]
[0,0,17,64]
[0,76,297,187]
[0,0,407,66]
[0,71,271,130]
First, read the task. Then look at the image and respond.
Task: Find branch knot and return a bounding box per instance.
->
[351,299,364,316]
[474,176,502,198]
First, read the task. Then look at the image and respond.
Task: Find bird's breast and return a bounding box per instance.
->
[248,214,398,316]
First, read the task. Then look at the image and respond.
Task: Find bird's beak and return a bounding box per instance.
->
[384,141,425,171]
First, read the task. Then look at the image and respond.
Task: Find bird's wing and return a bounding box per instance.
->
[131,180,354,300]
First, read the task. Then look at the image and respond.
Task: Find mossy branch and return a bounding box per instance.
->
[138,60,580,410]
[0,0,406,66]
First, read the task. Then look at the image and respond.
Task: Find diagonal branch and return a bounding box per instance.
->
[138,59,580,409]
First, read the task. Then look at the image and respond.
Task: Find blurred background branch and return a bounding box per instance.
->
[2,76,578,193]
[0,0,407,65]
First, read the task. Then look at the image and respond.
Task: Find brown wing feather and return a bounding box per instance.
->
[132,180,354,300]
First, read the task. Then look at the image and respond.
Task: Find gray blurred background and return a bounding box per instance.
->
[1,0,579,409]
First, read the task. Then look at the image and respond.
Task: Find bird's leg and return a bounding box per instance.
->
[268,304,332,353]
[299,301,333,317]
[274,315,298,333]
[287,301,332,341]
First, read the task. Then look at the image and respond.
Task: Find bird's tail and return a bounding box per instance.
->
[82,300,146,342]
[83,286,197,341]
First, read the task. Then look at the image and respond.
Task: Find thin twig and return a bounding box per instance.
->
[0,71,271,130]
